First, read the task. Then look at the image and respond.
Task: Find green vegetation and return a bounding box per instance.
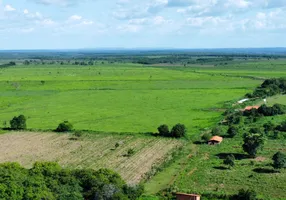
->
[1,54,286,199]
[10,114,27,130]
[156,124,186,138]
[0,162,144,200]
[272,152,286,170]
[56,121,73,132]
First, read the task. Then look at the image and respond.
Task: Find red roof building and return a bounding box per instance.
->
[176,193,201,200]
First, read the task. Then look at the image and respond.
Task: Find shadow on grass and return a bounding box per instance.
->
[213,166,229,170]
[253,168,278,174]
[216,153,248,160]
[193,141,206,145]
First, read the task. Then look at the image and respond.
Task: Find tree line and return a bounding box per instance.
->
[0,162,144,200]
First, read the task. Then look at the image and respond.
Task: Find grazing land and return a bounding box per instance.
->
[0,131,182,184]
[0,64,259,134]
[1,52,286,200]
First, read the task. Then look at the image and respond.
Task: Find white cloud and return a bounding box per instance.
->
[4,5,16,12]
[21,27,35,33]
[69,15,82,20]
[23,9,29,14]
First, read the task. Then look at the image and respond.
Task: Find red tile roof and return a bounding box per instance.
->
[209,136,223,143]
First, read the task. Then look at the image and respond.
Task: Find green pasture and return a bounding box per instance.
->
[0,64,259,133]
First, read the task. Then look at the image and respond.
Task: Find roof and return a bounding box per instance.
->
[209,136,223,143]
[238,98,249,104]
[176,193,201,197]
[243,105,260,111]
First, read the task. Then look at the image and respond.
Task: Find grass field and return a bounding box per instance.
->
[0,131,182,184]
[0,64,260,134]
[1,59,286,199]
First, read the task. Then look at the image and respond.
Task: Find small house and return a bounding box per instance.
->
[176,193,201,200]
[242,105,260,111]
[208,136,223,145]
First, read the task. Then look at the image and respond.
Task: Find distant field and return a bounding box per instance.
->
[0,131,182,184]
[0,64,259,134]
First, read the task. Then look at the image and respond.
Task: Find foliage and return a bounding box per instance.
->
[211,126,223,136]
[242,133,265,158]
[227,126,239,138]
[0,162,144,200]
[272,152,286,170]
[231,189,257,200]
[170,124,186,138]
[157,124,170,137]
[250,78,286,98]
[223,154,235,168]
[56,121,73,132]
[10,115,27,130]
[201,132,212,142]
[263,121,275,135]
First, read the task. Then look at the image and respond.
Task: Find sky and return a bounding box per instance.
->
[0,0,286,49]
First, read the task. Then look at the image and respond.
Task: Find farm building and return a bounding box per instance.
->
[176,193,201,200]
[242,105,260,111]
[237,98,249,104]
[208,136,223,145]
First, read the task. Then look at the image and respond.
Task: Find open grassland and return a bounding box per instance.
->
[172,138,286,200]
[0,131,182,184]
[145,137,286,200]
[0,64,260,134]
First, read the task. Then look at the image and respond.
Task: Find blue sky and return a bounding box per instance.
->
[0,0,286,49]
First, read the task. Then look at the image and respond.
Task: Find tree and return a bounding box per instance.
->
[171,124,186,138]
[231,189,257,200]
[223,154,235,168]
[227,126,238,138]
[242,133,265,158]
[272,151,286,170]
[263,121,275,135]
[157,124,170,137]
[56,121,73,132]
[201,132,212,142]
[10,115,27,130]
[211,126,223,136]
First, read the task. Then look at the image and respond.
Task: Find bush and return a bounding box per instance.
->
[157,124,170,137]
[272,151,286,170]
[223,154,235,168]
[56,121,73,132]
[231,189,257,200]
[227,126,238,138]
[10,115,27,130]
[211,126,223,136]
[242,133,265,158]
[201,132,212,142]
[170,124,186,138]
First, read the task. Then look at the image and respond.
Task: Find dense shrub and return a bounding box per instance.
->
[10,115,27,130]
[250,78,286,98]
[272,151,286,170]
[223,154,235,168]
[170,124,186,138]
[0,162,144,200]
[227,126,239,138]
[157,124,170,137]
[56,121,73,132]
[242,133,265,158]
[211,126,223,136]
[156,124,186,138]
[201,132,212,142]
[231,189,257,200]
